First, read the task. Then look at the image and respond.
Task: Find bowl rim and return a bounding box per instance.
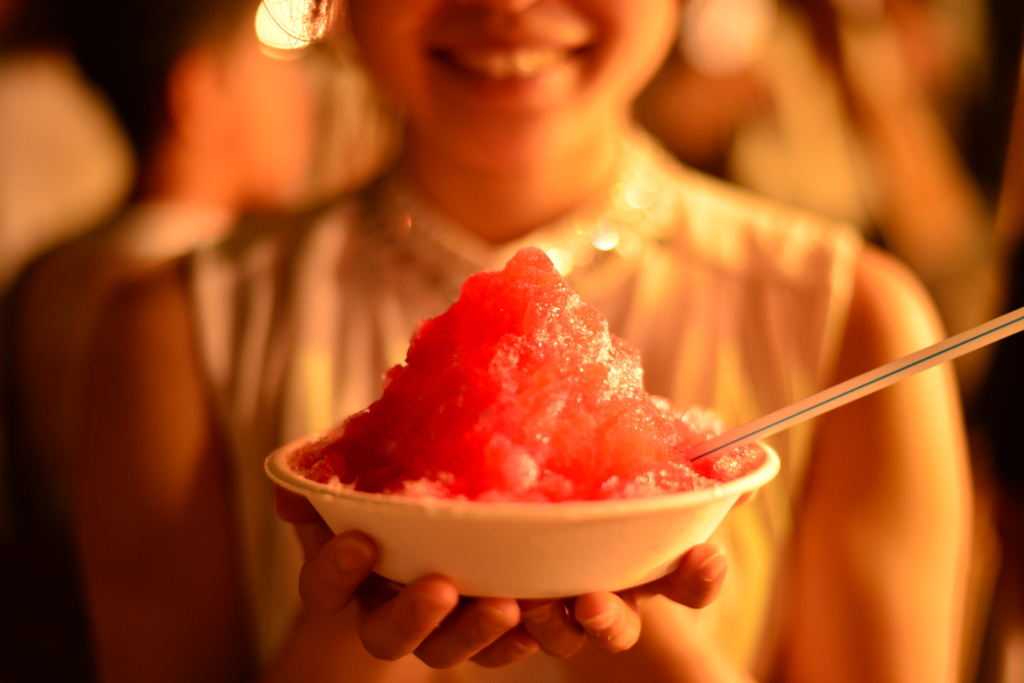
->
[265,437,781,520]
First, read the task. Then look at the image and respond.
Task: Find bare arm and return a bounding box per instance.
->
[782,245,972,682]
[74,264,249,683]
[71,267,430,683]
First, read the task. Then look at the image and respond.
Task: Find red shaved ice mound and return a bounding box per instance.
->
[292,247,765,502]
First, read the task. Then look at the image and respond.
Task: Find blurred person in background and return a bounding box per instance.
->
[1,0,314,679]
[0,0,133,295]
[973,53,1024,683]
[0,0,132,677]
[32,0,974,681]
[636,0,1016,400]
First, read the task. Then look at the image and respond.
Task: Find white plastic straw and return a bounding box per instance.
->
[688,305,1024,462]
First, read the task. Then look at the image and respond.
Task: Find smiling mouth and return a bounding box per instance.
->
[435,45,585,80]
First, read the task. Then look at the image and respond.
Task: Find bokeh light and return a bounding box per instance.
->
[255,0,321,54]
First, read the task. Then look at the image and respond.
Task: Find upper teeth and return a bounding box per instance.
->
[454,48,564,79]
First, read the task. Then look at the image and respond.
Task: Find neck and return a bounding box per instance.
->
[401,120,628,243]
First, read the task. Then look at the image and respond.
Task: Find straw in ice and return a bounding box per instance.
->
[688,305,1024,462]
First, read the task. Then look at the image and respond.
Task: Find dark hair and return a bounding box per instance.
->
[305,0,340,40]
[54,0,262,159]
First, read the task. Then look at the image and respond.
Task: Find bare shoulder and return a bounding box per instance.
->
[816,243,968,517]
[90,258,195,371]
[10,243,197,476]
[81,258,209,486]
[844,243,948,369]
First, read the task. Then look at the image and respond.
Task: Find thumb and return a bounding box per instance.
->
[643,543,728,609]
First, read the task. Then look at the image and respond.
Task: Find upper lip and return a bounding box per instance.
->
[428,4,595,58]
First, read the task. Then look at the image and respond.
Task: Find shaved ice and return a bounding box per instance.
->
[291,247,764,502]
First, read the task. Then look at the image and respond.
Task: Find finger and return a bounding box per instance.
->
[294,521,336,563]
[414,598,520,668]
[359,575,460,661]
[519,599,585,658]
[275,486,334,563]
[298,531,377,615]
[643,543,728,608]
[573,592,641,653]
[470,626,541,668]
[356,573,403,615]
[274,486,323,525]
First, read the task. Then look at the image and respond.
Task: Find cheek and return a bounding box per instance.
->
[347,0,435,111]
[595,0,679,100]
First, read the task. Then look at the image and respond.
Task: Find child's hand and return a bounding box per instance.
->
[274,486,728,668]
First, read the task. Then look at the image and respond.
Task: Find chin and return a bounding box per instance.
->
[424,109,600,176]
[458,138,557,175]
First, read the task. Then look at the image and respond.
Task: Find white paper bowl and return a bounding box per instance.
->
[265,439,779,599]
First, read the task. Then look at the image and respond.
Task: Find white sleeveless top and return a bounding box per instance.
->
[189,135,860,679]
